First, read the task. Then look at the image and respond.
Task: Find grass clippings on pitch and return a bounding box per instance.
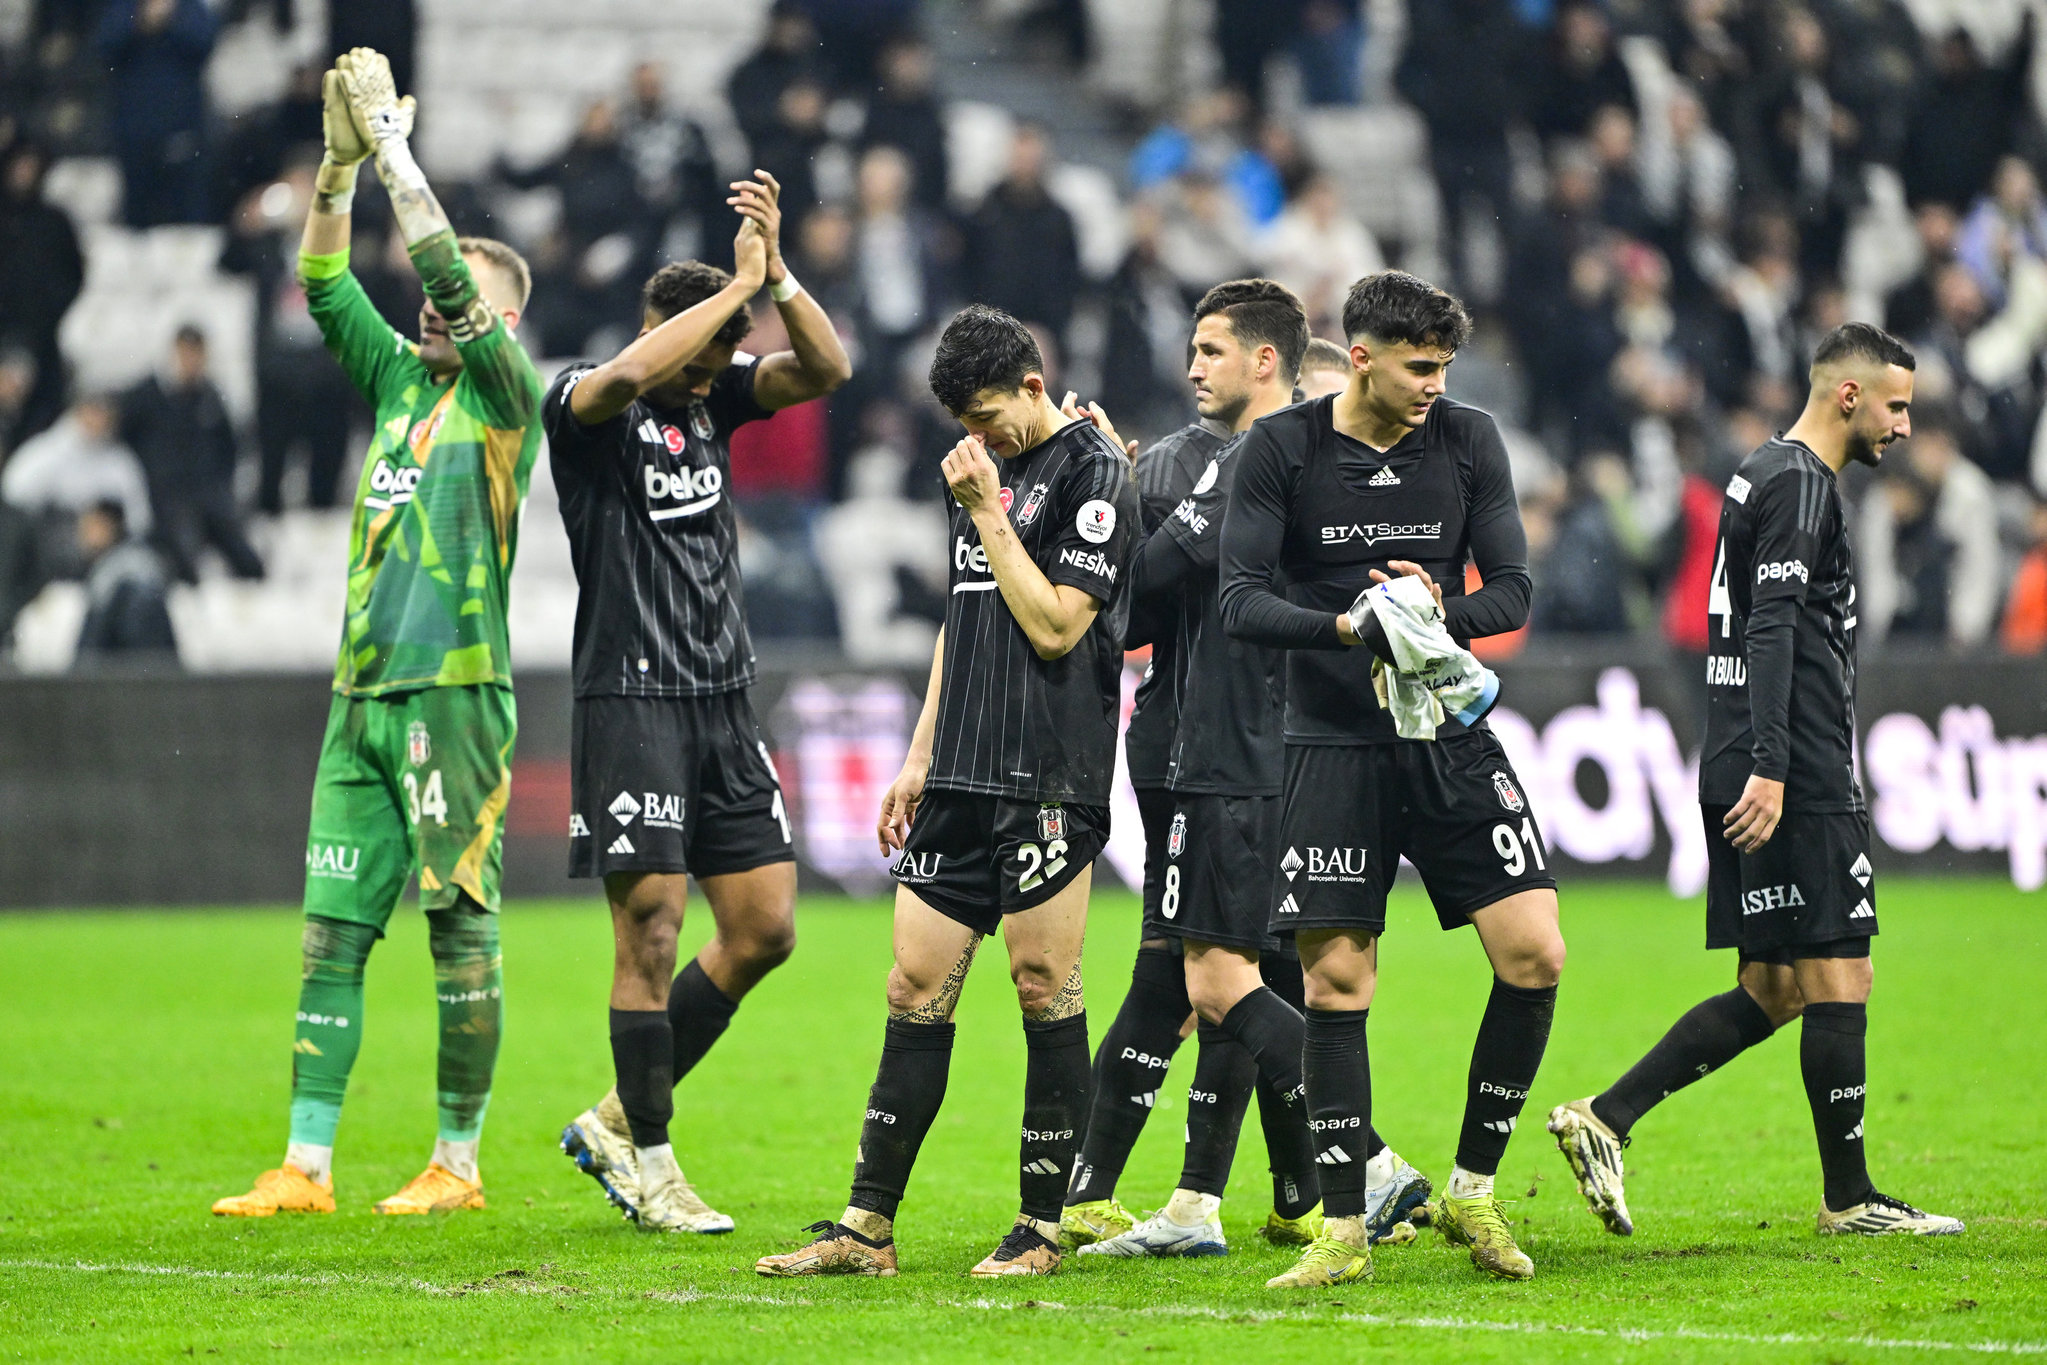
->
[0,881,2042,1363]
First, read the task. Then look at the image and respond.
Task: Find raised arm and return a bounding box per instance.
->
[945,435,1103,660]
[738,171,854,411]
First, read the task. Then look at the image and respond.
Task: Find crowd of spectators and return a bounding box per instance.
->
[3,0,2047,668]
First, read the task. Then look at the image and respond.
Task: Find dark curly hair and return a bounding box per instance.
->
[928,304,1043,414]
[641,261,755,348]
[1340,270,1472,353]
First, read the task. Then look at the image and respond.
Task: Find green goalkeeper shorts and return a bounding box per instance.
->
[302,684,518,929]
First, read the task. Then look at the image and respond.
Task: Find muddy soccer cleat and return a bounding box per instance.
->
[1265,1233,1373,1288]
[211,1164,335,1217]
[1058,1196,1136,1251]
[755,1220,899,1277]
[1817,1192,1964,1236]
[635,1147,734,1233]
[969,1220,1063,1276]
[560,1100,641,1221]
[1365,1153,1432,1244]
[1434,1187,1535,1280]
[1258,1203,1325,1246]
[1548,1098,1633,1235]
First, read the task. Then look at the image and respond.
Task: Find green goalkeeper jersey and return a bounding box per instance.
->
[301,248,542,697]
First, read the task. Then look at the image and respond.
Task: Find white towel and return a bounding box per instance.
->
[1347,575,1501,740]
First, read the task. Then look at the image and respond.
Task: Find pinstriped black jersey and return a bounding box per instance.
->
[1700,437,1863,812]
[1125,420,1228,789]
[925,419,1141,804]
[544,356,770,699]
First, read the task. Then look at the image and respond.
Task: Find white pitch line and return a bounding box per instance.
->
[6,1260,2042,1356]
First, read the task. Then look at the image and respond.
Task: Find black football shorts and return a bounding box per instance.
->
[1269,729,1556,938]
[1146,793,1284,953]
[1703,803,1877,960]
[890,789,1109,936]
[569,691,794,880]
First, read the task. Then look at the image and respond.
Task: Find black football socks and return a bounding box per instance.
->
[1593,987,1777,1137]
[849,1018,955,1220]
[668,958,740,1083]
[1801,1001,1877,1210]
[1301,1006,1371,1218]
[1177,1022,1256,1197]
[1021,1014,1092,1222]
[1456,979,1557,1176]
[1067,946,1189,1204]
[609,1009,674,1148]
[1222,985,1323,1216]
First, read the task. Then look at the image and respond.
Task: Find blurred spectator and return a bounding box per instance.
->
[1263,172,1383,336]
[852,145,946,357]
[1529,3,1636,141]
[328,0,417,105]
[1505,143,1606,396]
[2,395,153,535]
[1586,103,1655,242]
[215,60,323,220]
[219,161,358,512]
[1639,81,1736,269]
[119,326,264,584]
[1909,260,2044,484]
[961,125,1081,343]
[0,138,83,449]
[1900,18,2034,212]
[1664,0,1757,131]
[1212,0,1300,110]
[1859,422,2001,648]
[1155,171,1258,299]
[1817,0,1925,167]
[97,0,219,228]
[1719,211,1804,401]
[1098,201,1196,443]
[743,76,829,239]
[1397,0,1522,291]
[2002,494,2047,652]
[73,499,178,669]
[1130,90,1286,231]
[1956,156,2047,307]
[1735,7,1860,274]
[1293,0,1365,106]
[1659,425,1725,682]
[728,2,825,153]
[815,413,946,663]
[1529,454,1638,633]
[860,35,949,212]
[1884,201,1960,340]
[797,0,916,92]
[617,63,723,268]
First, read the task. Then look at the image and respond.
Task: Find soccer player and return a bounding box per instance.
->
[544,170,850,1233]
[756,306,1138,1278]
[1073,281,1427,1261]
[213,50,542,1217]
[1548,323,1964,1238]
[1297,337,1353,401]
[1220,271,1561,1286]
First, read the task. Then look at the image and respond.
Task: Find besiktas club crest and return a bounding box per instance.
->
[1167,811,1187,858]
[1016,483,1050,527]
[407,719,431,767]
[1038,805,1067,842]
[1492,770,1524,813]
[688,402,714,441]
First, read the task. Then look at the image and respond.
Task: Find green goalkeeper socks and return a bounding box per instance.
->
[428,904,502,1143]
[288,916,379,1147]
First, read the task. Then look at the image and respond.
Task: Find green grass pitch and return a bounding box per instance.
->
[1,881,2042,1363]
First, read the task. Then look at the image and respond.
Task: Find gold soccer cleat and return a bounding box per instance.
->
[211,1164,336,1217]
[373,1162,485,1215]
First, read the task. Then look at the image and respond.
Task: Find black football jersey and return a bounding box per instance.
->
[1218,395,1532,745]
[924,419,1141,804]
[1159,434,1286,796]
[1699,437,1863,812]
[544,357,770,699]
[1125,420,1228,789]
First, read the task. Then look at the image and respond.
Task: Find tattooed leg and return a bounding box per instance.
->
[892,937,980,1024]
[1026,962,1085,1022]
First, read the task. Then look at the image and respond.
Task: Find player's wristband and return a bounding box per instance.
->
[314,156,359,215]
[769,271,803,304]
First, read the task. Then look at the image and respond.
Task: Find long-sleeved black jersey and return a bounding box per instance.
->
[1217,395,1532,745]
[1699,437,1864,812]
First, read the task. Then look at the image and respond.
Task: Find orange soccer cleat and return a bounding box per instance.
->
[211,1164,337,1217]
[373,1162,485,1215]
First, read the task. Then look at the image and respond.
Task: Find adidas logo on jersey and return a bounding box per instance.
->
[1849,898,1875,919]
[1850,853,1873,887]
[1280,847,1304,880]
[609,791,641,825]
[608,833,635,855]
[1367,466,1401,487]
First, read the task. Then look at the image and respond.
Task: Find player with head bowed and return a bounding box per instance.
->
[213,50,543,1219]
[1549,322,1963,1239]
[1220,270,1561,1287]
[755,305,1138,1279]
[543,168,851,1234]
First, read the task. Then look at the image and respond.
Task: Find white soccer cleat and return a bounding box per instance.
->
[1363,1152,1431,1245]
[637,1152,736,1234]
[1818,1193,1964,1237]
[1548,1098,1633,1235]
[560,1104,641,1221]
[1076,1208,1228,1258]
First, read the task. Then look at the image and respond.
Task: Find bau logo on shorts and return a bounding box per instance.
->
[894,850,942,882]
[306,842,361,881]
[1297,846,1369,883]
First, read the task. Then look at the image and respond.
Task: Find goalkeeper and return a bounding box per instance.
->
[213,50,543,1218]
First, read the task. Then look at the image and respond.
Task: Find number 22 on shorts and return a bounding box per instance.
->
[1017,839,1070,893]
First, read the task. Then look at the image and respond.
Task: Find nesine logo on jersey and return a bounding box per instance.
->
[1170,497,1209,536]
[1319,519,1444,546]
[643,462,723,521]
[363,458,422,511]
[1058,546,1119,583]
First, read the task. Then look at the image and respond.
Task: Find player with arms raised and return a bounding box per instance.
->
[757,306,1138,1279]
[1221,271,1562,1287]
[213,50,542,1218]
[544,171,850,1233]
[1549,323,1964,1239]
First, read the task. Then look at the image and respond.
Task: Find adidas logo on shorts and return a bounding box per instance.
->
[1849,898,1874,919]
[1277,894,1301,916]
[1367,466,1401,487]
[609,833,635,856]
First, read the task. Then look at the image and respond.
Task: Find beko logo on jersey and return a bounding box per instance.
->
[1758,559,1809,584]
[1319,520,1444,546]
[1741,883,1806,915]
[363,459,422,510]
[1058,547,1120,582]
[1706,654,1747,686]
[644,463,724,519]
